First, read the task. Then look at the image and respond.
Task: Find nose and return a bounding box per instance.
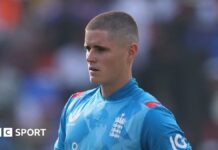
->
[86,49,96,63]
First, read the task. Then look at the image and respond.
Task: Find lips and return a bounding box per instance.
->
[89,66,99,72]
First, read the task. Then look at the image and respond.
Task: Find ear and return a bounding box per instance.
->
[128,42,138,60]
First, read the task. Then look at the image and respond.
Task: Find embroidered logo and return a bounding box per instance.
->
[109,113,126,139]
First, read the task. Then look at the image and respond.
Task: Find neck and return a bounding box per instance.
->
[101,74,132,98]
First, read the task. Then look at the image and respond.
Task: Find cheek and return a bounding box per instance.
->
[105,56,123,72]
[100,56,116,71]
[102,58,114,69]
[100,52,127,73]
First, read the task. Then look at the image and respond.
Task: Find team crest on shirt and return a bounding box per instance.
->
[68,111,80,124]
[109,113,126,139]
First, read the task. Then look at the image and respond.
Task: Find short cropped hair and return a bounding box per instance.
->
[85,11,139,44]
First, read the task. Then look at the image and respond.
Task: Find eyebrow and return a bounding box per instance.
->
[84,44,110,51]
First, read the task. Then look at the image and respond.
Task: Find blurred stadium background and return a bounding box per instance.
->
[0,0,218,149]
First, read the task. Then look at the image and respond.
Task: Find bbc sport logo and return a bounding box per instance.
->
[0,128,13,137]
[0,127,46,137]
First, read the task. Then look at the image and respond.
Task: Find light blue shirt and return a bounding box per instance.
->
[54,79,192,150]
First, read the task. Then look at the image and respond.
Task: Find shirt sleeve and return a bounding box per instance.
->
[54,104,67,150]
[54,92,84,150]
[142,106,192,150]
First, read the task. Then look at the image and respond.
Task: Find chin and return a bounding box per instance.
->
[89,77,101,84]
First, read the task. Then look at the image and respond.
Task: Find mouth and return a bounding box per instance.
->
[89,67,100,72]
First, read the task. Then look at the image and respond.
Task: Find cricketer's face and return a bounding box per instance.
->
[84,30,130,86]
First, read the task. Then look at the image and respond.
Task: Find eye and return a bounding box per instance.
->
[84,46,91,52]
[95,46,108,53]
[96,47,105,52]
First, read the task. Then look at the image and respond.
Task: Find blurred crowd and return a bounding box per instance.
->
[0,0,218,149]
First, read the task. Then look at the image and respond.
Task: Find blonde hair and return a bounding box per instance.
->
[86,11,139,44]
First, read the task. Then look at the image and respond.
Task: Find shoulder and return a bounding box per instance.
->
[130,89,170,121]
[141,102,192,149]
[72,88,97,100]
[69,88,96,100]
[144,104,177,129]
[133,89,162,111]
[64,88,98,112]
[139,91,177,131]
[140,98,176,129]
[135,90,180,135]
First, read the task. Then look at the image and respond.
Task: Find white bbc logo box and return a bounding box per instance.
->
[0,128,13,137]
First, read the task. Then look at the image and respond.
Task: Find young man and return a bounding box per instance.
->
[54,11,192,150]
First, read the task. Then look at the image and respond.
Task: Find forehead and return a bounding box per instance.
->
[84,30,113,45]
